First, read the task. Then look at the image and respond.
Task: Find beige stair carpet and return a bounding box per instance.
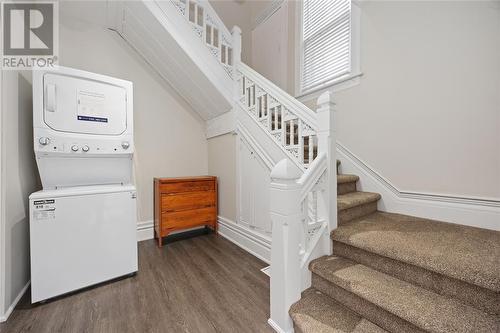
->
[289,160,500,333]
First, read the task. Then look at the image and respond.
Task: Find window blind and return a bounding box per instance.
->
[301,0,351,92]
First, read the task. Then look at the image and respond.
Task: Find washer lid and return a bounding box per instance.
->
[43,73,127,136]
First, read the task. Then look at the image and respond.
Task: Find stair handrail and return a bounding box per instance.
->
[298,151,327,201]
[268,91,337,333]
[236,63,324,170]
[238,63,318,130]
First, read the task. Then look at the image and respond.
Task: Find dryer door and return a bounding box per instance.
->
[43,73,127,135]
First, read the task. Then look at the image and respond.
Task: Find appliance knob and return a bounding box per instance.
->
[71,145,79,152]
[121,141,130,150]
[39,137,50,146]
[82,145,90,152]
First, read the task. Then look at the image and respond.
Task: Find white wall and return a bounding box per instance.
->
[1,70,41,319]
[252,1,500,200]
[58,3,209,223]
[336,1,500,199]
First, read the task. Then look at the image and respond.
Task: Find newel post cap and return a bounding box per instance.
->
[231,25,242,36]
[270,159,302,181]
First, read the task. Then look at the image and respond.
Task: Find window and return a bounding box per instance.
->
[299,0,353,94]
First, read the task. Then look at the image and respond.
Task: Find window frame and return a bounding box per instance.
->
[295,0,362,100]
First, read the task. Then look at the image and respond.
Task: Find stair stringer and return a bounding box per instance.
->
[236,104,302,173]
[107,0,234,122]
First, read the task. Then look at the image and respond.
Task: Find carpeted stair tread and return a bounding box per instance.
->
[290,288,388,333]
[337,174,359,184]
[330,239,500,316]
[331,211,500,292]
[337,192,381,211]
[310,256,499,333]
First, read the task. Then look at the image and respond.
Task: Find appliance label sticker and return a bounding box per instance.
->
[33,199,56,221]
[77,115,108,123]
[77,90,109,123]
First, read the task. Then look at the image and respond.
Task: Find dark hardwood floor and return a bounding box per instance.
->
[0,230,273,333]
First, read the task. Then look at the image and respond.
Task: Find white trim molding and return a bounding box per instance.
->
[136,217,272,263]
[0,281,30,323]
[218,216,271,264]
[297,72,363,104]
[136,220,206,242]
[137,220,154,242]
[0,62,4,321]
[252,0,285,31]
[267,318,292,333]
[337,142,500,231]
[295,0,362,100]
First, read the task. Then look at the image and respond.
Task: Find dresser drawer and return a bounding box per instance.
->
[160,180,215,194]
[161,191,215,212]
[162,207,216,230]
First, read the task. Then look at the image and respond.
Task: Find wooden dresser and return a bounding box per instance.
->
[154,176,217,247]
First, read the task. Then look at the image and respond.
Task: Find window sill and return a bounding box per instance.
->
[296,72,363,104]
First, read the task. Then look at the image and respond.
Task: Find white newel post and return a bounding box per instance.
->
[316,91,337,236]
[269,159,303,333]
[231,25,242,66]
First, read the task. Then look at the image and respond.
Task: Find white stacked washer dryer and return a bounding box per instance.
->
[29,66,138,303]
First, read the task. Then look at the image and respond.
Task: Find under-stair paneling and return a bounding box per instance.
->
[237,136,272,236]
[239,139,255,228]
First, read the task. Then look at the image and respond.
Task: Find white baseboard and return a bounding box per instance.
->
[0,281,30,323]
[137,220,154,242]
[218,216,271,264]
[136,220,206,242]
[267,318,292,333]
[337,142,500,231]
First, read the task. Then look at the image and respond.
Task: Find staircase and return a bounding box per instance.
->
[106,2,500,332]
[289,161,500,333]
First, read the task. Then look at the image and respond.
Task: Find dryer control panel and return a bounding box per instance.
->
[35,132,134,156]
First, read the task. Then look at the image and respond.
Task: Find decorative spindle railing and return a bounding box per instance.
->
[298,153,328,264]
[237,63,320,170]
[170,0,235,77]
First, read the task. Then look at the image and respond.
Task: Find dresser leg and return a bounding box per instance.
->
[158,235,163,247]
